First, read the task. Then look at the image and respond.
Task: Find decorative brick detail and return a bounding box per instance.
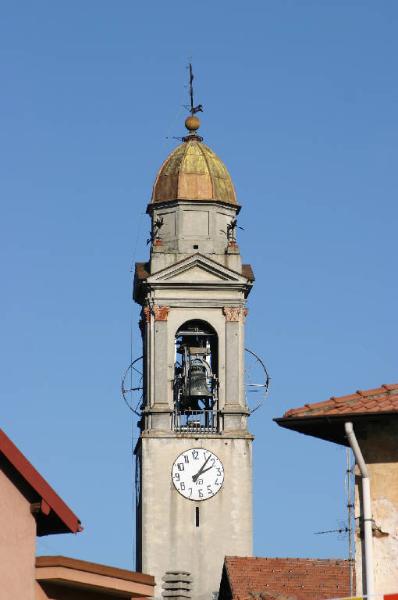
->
[139,306,151,334]
[153,305,170,321]
[223,306,245,322]
[143,306,151,322]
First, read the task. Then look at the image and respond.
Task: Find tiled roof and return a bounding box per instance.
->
[242,264,255,282]
[135,262,150,281]
[220,556,352,600]
[283,384,398,419]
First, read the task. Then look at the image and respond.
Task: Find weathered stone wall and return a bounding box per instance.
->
[150,201,242,274]
[138,435,253,600]
[355,420,398,595]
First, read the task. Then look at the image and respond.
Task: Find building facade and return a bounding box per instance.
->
[276,383,398,596]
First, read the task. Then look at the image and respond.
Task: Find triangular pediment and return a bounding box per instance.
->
[147,254,248,286]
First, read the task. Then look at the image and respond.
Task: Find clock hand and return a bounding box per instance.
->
[196,464,214,477]
[192,455,211,483]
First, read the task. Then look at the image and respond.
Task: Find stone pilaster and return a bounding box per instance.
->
[222,306,248,431]
[151,305,172,429]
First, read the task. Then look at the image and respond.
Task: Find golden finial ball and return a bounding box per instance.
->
[185,115,200,131]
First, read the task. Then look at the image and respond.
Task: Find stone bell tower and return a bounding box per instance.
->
[133,112,254,600]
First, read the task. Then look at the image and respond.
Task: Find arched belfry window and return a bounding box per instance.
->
[173,320,219,432]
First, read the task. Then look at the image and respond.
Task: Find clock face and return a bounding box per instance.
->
[171,448,224,501]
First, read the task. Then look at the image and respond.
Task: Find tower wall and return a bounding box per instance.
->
[149,201,242,274]
[137,435,253,600]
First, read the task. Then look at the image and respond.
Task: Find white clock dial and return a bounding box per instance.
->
[171,448,224,501]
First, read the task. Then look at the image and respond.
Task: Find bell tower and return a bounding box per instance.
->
[133,105,255,600]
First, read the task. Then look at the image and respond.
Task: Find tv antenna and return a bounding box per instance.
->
[313,449,355,597]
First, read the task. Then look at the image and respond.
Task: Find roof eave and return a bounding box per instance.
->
[274,411,398,446]
[147,198,241,214]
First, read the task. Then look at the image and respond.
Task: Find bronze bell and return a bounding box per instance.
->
[187,364,212,398]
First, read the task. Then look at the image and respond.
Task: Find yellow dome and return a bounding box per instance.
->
[151,138,237,205]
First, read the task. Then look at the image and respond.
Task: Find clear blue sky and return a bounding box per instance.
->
[1,0,397,569]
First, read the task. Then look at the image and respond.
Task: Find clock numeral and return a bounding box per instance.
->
[172,449,224,500]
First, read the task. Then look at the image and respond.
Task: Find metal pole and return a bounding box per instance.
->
[345,422,375,597]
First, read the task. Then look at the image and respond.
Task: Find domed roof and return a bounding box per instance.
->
[151,138,237,205]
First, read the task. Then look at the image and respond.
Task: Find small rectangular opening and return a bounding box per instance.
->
[193,245,199,249]
[195,506,200,527]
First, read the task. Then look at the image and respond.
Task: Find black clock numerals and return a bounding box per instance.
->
[172,448,224,501]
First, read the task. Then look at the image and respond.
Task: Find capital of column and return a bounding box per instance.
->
[223,306,248,322]
[153,304,170,321]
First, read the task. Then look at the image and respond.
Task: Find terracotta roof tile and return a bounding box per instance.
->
[135,262,150,281]
[242,264,255,282]
[282,384,398,420]
[220,557,352,600]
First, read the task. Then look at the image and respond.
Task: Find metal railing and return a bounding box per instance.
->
[172,409,219,433]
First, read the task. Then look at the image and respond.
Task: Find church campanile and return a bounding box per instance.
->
[133,103,254,600]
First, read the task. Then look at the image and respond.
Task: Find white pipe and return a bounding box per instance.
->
[345,421,375,597]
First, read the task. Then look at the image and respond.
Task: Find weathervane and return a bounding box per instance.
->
[188,63,203,116]
[182,63,203,140]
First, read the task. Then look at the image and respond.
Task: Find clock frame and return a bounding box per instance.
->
[171,448,224,501]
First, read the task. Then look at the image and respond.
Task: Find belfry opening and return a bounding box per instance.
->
[173,320,219,433]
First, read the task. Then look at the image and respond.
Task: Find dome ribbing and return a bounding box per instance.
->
[151,139,237,205]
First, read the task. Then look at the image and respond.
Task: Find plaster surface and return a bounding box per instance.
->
[0,468,36,600]
[354,420,398,595]
[137,435,253,600]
